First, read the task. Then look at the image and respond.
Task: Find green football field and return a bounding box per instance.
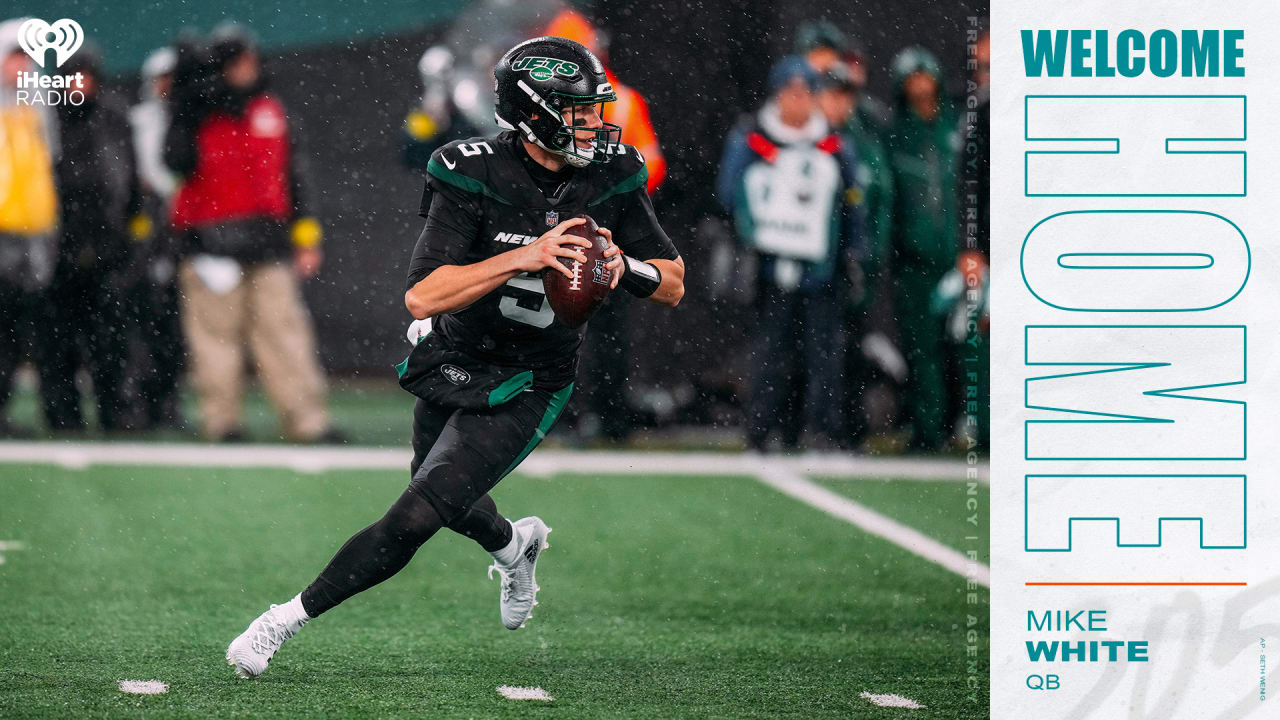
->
[0,458,988,718]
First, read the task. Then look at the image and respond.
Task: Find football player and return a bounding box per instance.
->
[226,36,685,678]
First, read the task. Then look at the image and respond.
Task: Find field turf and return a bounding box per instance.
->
[0,462,988,718]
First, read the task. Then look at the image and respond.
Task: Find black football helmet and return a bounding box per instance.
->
[494,36,620,167]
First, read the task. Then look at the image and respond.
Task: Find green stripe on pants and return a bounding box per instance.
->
[500,383,574,479]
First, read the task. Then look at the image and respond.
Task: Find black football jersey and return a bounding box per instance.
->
[406,130,679,388]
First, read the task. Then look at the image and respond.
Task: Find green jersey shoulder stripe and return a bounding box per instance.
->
[426,157,514,206]
[589,166,648,207]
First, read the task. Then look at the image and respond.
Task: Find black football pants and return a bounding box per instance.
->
[300,385,572,617]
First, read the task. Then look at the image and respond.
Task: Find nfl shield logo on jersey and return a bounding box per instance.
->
[545,210,559,227]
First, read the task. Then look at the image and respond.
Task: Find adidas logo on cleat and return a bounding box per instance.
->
[492,517,550,630]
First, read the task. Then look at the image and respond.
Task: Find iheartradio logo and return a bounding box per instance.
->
[17,18,83,69]
[12,18,89,107]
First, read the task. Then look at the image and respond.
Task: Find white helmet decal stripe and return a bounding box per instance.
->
[516,79,559,117]
[516,120,541,145]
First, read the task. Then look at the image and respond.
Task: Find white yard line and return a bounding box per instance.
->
[0,442,408,474]
[0,442,989,583]
[859,691,926,709]
[755,466,991,588]
[0,540,24,565]
[523,450,984,483]
[0,442,985,482]
[118,680,168,695]
[497,685,553,701]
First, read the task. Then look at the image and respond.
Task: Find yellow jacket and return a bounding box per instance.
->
[0,104,58,234]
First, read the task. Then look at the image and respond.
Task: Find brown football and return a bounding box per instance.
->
[542,214,612,328]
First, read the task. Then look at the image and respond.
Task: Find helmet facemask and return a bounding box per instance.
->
[546,92,621,167]
[494,36,622,166]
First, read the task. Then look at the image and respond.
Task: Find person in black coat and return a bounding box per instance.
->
[40,47,144,432]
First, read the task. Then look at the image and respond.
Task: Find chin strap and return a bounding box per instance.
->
[525,128,591,168]
[562,151,592,168]
[498,110,601,167]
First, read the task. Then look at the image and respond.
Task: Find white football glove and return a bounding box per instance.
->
[406,318,432,346]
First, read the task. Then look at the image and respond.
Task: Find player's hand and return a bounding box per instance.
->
[515,217,591,280]
[599,226,623,290]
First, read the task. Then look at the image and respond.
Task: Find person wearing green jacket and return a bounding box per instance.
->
[887,46,958,451]
[815,62,895,444]
[816,63,893,314]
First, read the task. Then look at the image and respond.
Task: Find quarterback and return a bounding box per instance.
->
[226,36,684,678]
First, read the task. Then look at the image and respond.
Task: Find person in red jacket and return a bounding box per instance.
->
[165,25,341,443]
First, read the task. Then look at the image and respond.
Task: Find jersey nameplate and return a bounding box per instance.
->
[493,232,540,246]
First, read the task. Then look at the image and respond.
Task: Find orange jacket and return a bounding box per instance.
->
[605,69,666,193]
[543,9,665,192]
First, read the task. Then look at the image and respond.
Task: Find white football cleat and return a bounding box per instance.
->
[225,596,309,679]
[488,517,551,630]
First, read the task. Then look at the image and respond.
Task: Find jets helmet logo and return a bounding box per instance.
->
[512,56,580,82]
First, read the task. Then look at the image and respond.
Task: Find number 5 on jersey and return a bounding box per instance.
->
[498,273,555,328]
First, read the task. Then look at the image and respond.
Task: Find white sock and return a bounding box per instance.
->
[284,593,312,627]
[489,521,521,566]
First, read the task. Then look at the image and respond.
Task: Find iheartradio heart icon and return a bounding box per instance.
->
[17,18,84,69]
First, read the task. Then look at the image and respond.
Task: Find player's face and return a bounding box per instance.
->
[561,104,604,150]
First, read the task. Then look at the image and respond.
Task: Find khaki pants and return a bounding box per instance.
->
[179,261,330,441]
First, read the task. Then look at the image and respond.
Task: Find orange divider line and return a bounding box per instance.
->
[1025,582,1246,587]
